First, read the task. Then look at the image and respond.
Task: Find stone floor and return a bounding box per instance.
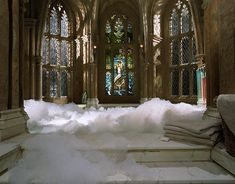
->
[0,133,235,184]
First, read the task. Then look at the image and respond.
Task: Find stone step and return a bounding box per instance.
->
[76,133,211,163]
[0,143,22,175]
[1,161,234,184]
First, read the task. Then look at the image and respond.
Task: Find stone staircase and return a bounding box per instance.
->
[0,133,235,184]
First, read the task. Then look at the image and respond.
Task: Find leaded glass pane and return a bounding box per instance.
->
[50,70,58,97]
[61,71,68,96]
[127,24,133,43]
[192,36,197,62]
[61,40,70,66]
[50,38,59,65]
[181,37,190,64]
[105,49,112,70]
[182,69,190,95]
[171,39,179,65]
[128,72,134,95]
[42,69,48,97]
[127,48,134,69]
[172,70,179,96]
[114,49,126,96]
[193,69,197,95]
[170,9,179,36]
[42,36,49,64]
[153,14,161,37]
[105,21,112,43]
[61,10,69,37]
[181,4,190,33]
[50,7,58,35]
[113,18,125,44]
[105,71,112,95]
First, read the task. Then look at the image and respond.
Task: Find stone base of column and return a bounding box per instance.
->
[0,108,29,142]
[140,98,148,104]
[203,107,221,121]
[197,98,206,107]
[86,98,99,108]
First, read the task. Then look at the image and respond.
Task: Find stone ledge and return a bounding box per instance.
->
[0,109,28,142]
[211,143,235,176]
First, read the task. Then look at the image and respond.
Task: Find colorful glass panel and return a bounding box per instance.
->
[105,21,112,44]
[61,10,69,37]
[128,72,134,95]
[61,71,68,96]
[127,48,134,69]
[113,18,125,43]
[105,72,112,96]
[105,49,112,70]
[50,70,57,97]
[113,49,126,96]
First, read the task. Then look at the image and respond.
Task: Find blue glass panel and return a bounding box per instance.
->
[113,49,126,96]
[105,72,112,96]
[50,7,58,35]
[128,72,134,95]
[42,36,48,64]
[170,9,179,36]
[61,10,69,37]
[50,70,57,97]
[181,5,190,33]
[182,69,190,95]
[171,39,179,65]
[61,71,68,96]
[42,69,48,97]
[50,38,58,65]
[172,70,179,95]
[181,37,190,64]
[61,40,69,66]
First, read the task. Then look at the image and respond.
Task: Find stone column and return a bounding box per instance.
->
[35,56,42,100]
[0,0,28,142]
[86,27,99,107]
[0,0,9,111]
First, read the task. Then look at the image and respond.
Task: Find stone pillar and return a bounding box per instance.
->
[0,0,9,111]
[86,28,99,107]
[35,56,42,100]
[0,0,28,142]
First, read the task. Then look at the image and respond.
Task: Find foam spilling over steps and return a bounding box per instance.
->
[0,133,235,184]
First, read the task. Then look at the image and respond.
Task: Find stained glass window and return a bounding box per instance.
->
[41,1,73,99]
[153,14,161,37]
[168,0,198,98]
[103,14,136,98]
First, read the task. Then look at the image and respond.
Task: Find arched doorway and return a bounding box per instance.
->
[98,6,140,104]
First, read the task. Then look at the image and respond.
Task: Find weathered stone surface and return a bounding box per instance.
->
[0,0,9,111]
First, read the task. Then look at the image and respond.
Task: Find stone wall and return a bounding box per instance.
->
[219,0,235,94]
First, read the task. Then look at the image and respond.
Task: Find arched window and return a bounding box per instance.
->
[104,14,136,97]
[41,1,73,100]
[168,0,197,100]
